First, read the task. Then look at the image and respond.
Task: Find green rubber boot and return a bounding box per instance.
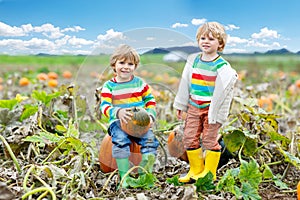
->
[116,158,130,188]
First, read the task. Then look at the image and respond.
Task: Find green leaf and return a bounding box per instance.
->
[55,125,67,133]
[31,90,60,107]
[23,132,62,147]
[194,172,216,192]
[65,137,86,155]
[217,168,239,193]
[240,182,261,200]
[20,105,38,121]
[279,150,300,169]
[243,138,257,156]
[0,99,18,110]
[66,120,79,138]
[273,175,288,189]
[239,159,262,189]
[127,173,157,189]
[223,130,246,153]
[166,175,184,186]
[262,165,273,179]
[263,123,290,142]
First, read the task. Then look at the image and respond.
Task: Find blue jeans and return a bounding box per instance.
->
[108,121,159,159]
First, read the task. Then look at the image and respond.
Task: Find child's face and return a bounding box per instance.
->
[198,32,221,56]
[114,59,136,82]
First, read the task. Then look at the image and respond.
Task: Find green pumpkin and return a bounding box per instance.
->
[121,107,151,138]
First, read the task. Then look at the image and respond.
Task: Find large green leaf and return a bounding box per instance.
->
[239,159,262,189]
[280,150,300,169]
[31,90,60,107]
[20,104,38,121]
[0,99,18,110]
[240,182,261,200]
[223,130,246,153]
[166,175,184,186]
[216,168,239,193]
[126,173,157,189]
[23,132,62,147]
[194,172,216,192]
[243,138,257,156]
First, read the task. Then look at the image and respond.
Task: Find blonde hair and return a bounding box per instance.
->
[110,44,140,68]
[196,22,227,52]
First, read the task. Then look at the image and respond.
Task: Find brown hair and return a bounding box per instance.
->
[196,22,227,52]
[110,44,140,68]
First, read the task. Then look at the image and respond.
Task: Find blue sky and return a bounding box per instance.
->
[1,0,300,55]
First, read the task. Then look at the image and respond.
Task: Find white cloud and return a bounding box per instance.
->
[247,40,281,48]
[68,36,94,47]
[191,18,207,26]
[227,35,248,46]
[225,24,240,31]
[55,35,71,46]
[251,27,280,39]
[62,26,85,32]
[24,37,55,49]
[0,21,26,36]
[171,23,188,28]
[97,29,125,41]
[21,24,34,33]
[33,23,64,39]
[0,37,55,54]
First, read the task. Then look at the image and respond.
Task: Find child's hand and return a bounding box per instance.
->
[118,108,133,124]
[176,110,182,120]
[149,115,154,127]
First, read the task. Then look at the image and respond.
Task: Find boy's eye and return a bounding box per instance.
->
[127,63,134,66]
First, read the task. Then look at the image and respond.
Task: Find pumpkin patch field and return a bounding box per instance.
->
[0,54,299,199]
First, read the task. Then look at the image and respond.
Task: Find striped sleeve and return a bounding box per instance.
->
[141,83,157,119]
[100,81,120,120]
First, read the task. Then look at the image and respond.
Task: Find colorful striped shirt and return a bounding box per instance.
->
[189,55,227,108]
[100,76,156,124]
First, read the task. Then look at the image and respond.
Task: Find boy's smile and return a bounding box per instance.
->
[115,60,136,82]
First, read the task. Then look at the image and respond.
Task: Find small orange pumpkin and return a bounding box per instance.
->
[120,107,151,138]
[295,79,300,88]
[48,72,58,79]
[37,73,48,81]
[48,79,58,88]
[62,71,72,79]
[98,134,142,173]
[167,125,188,162]
[258,96,273,111]
[19,77,30,86]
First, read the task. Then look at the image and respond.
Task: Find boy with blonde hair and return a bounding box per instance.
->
[174,22,238,182]
[100,44,159,188]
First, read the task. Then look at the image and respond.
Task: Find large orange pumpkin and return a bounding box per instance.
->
[98,134,142,173]
[120,107,150,138]
[167,125,188,162]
